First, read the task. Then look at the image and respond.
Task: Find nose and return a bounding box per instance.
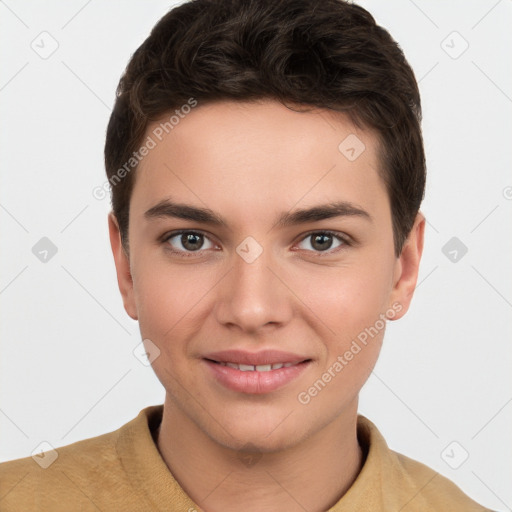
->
[213,242,294,334]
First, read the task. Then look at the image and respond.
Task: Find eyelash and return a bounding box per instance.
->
[161,229,351,258]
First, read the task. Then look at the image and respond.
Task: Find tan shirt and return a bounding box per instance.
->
[0,405,490,511]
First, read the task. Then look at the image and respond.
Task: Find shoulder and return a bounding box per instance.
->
[0,406,161,511]
[391,450,491,511]
[354,416,492,512]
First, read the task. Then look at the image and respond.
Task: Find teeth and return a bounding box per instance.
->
[216,361,297,371]
[255,364,272,372]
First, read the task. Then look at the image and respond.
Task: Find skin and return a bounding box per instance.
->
[109,99,425,512]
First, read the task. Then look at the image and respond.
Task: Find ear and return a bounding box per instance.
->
[108,212,138,320]
[387,212,425,320]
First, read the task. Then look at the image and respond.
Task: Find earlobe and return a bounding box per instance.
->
[108,212,138,320]
[388,212,425,320]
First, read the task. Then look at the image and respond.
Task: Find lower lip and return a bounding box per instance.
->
[204,359,311,394]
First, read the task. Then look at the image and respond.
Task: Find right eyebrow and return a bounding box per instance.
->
[144,199,229,228]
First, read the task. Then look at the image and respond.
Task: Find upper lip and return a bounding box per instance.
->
[203,349,310,366]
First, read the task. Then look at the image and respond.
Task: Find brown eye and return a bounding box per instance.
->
[297,231,347,253]
[164,231,215,254]
[180,233,204,251]
[311,233,334,251]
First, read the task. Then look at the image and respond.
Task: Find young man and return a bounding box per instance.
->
[0,0,492,510]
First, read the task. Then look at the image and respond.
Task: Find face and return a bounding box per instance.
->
[109,99,424,452]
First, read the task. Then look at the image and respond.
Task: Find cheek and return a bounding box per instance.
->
[132,262,212,352]
[303,258,394,339]
[132,268,206,391]
[293,254,394,396]
[294,267,390,412]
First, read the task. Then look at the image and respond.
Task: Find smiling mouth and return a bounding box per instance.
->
[203,356,312,393]
[205,359,310,372]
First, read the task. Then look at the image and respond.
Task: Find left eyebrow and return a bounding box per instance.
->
[274,201,373,228]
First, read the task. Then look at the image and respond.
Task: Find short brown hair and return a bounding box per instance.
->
[104,0,425,256]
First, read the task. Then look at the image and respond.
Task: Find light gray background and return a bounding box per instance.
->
[1,1,511,510]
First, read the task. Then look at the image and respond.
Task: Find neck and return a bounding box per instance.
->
[156,396,363,512]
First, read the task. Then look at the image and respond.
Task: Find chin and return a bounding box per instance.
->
[208,409,310,454]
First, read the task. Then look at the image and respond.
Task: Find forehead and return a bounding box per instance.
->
[130,100,387,225]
